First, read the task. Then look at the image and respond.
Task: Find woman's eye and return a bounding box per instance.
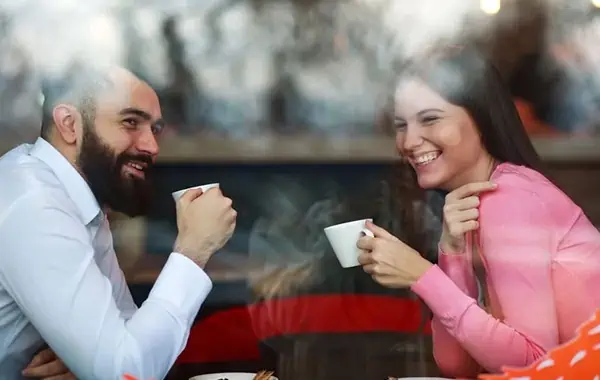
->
[422,116,439,125]
[394,121,407,131]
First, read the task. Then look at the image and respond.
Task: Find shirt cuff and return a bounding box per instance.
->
[411,264,475,321]
[147,252,213,323]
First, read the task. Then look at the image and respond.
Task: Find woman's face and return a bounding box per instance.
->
[394,78,488,190]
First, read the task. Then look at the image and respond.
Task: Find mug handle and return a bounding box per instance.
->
[361,228,374,238]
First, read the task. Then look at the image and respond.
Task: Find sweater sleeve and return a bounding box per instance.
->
[412,266,547,373]
[412,187,561,373]
[430,247,481,378]
[551,210,600,342]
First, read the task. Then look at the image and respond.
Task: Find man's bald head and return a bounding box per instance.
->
[40,65,143,140]
[41,63,163,217]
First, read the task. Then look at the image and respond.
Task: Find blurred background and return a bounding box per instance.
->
[1,0,600,378]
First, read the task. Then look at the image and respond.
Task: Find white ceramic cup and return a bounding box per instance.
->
[172,183,220,201]
[189,373,278,380]
[324,218,374,268]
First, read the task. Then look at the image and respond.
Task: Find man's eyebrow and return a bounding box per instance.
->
[119,107,152,120]
[119,107,165,130]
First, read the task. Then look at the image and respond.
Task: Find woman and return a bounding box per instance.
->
[358,46,600,377]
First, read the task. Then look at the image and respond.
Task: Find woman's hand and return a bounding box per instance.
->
[440,181,497,253]
[357,221,433,288]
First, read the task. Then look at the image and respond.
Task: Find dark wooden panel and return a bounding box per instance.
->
[547,163,600,226]
[265,332,438,380]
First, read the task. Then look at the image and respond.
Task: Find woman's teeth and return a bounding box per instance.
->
[414,152,440,166]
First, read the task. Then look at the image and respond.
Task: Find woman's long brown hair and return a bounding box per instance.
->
[400,45,547,174]
[381,44,550,258]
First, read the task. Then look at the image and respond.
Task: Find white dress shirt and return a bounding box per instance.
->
[0,138,213,379]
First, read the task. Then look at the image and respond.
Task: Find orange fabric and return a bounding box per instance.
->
[479,309,600,379]
[514,98,560,137]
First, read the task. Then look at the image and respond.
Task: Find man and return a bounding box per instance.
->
[0,65,237,379]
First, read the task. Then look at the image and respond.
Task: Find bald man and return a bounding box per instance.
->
[0,66,237,379]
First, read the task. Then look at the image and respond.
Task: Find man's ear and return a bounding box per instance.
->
[52,104,82,145]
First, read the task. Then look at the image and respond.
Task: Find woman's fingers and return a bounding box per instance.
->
[443,195,480,213]
[447,208,479,224]
[446,181,497,202]
[448,220,479,237]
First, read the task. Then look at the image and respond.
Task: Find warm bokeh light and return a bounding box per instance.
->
[592,0,600,8]
[480,0,501,15]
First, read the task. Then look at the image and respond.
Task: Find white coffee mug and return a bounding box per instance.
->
[324,218,374,268]
[172,183,220,201]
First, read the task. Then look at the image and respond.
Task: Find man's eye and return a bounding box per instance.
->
[151,124,164,135]
[123,118,139,128]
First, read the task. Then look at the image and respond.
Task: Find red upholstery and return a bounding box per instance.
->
[177,295,431,364]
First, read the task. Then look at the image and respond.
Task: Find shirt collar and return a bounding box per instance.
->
[30,137,101,225]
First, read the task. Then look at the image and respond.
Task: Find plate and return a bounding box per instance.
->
[189,373,278,380]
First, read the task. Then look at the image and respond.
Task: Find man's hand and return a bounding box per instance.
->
[174,187,237,268]
[22,347,75,379]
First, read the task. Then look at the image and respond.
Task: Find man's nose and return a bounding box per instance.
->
[135,128,159,158]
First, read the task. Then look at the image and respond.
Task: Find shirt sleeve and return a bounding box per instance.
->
[96,237,138,320]
[0,192,212,380]
[412,188,558,373]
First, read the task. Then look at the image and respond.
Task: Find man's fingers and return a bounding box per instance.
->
[25,348,54,369]
[226,208,238,223]
[45,373,77,380]
[178,187,204,204]
[203,186,222,196]
[22,359,67,377]
[447,181,497,201]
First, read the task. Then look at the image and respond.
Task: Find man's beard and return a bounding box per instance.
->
[77,126,154,217]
